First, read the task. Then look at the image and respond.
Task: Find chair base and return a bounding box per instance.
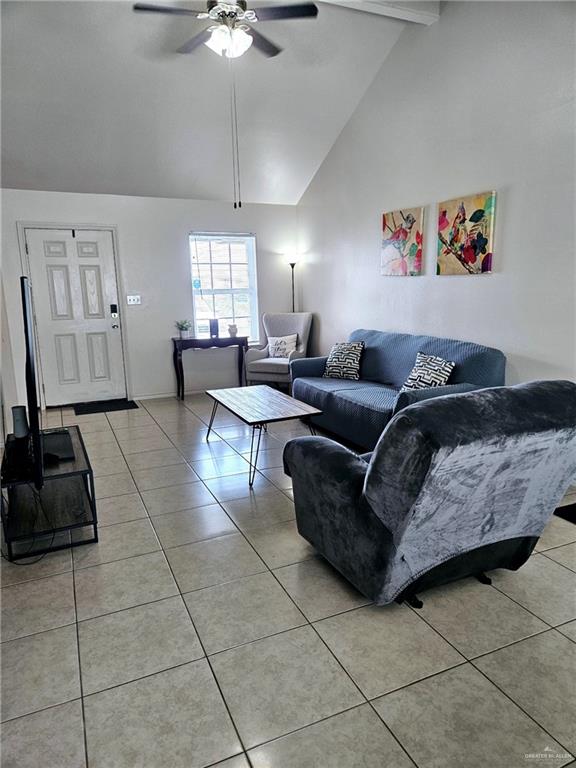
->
[395,536,538,607]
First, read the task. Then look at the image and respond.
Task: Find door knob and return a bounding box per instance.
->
[112,324,119,329]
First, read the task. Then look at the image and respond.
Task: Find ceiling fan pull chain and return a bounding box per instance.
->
[232,64,242,208]
[228,57,238,208]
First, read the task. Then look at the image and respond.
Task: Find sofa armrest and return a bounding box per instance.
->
[393,382,482,415]
[245,345,269,365]
[290,356,328,380]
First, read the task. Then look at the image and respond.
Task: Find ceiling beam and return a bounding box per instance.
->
[319,1,440,25]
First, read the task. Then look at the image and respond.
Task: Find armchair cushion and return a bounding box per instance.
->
[246,357,290,375]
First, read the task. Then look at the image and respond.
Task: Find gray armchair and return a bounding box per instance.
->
[245,312,313,386]
[283,381,576,606]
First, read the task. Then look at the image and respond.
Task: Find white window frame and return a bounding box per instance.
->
[189,232,260,342]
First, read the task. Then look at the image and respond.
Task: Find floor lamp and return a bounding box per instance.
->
[285,254,299,312]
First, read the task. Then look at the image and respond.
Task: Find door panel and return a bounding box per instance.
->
[55,334,80,384]
[79,265,105,319]
[25,228,126,405]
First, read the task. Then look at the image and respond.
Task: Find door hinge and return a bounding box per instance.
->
[72,229,76,238]
[25,241,29,255]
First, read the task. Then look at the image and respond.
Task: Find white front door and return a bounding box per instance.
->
[25,228,126,406]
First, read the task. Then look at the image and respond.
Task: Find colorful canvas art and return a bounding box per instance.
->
[381,207,424,276]
[437,191,496,275]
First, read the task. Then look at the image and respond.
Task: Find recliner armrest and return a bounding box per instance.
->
[393,382,482,415]
[284,436,368,499]
[290,356,328,381]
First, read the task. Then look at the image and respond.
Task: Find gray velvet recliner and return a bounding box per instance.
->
[245,312,313,386]
[283,381,576,606]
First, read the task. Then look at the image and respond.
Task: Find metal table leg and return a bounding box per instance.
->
[248,424,263,487]
[206,401,219,441]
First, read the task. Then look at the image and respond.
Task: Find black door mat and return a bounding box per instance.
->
[73,399,139,415]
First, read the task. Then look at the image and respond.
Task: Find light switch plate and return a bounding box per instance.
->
[127,295,141,305]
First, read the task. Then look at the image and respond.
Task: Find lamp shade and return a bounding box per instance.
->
[283,253,300,266]
[205,26,253,59]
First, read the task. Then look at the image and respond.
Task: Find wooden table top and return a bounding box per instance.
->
[206,385,322,426]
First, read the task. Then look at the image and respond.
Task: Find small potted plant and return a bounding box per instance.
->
[175,319,192,340]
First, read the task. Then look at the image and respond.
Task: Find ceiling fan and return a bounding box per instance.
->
[132,1,319,58]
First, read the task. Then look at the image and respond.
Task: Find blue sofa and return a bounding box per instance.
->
[291,329,506,450]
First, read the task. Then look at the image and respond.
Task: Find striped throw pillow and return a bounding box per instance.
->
[402,352,455,391]
[323,342,365,380]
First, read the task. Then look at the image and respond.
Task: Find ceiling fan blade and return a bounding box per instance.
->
[253,3,318,21]
[248,27,282,57]
[133,3,201,16]
[177,28,212,53]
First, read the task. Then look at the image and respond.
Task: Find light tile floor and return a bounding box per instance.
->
[1,394,576,767]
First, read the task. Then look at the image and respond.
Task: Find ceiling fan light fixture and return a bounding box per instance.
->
[205,25,253,58]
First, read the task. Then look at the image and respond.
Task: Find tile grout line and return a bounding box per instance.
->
[70,543,90,768]
[267,567,423,767]
[107,402,252,766]
[8,399,573,764]
[539,549,576,574]
[404,596,576,759]
[174,387,576,762]
[166,396,424,763]
[488,580,560,629]
[143,398,412,766]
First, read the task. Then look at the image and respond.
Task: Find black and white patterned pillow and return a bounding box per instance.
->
[402,352,455,391]
[323,342,365,380]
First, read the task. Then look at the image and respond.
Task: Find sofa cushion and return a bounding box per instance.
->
[292,377,372,411]
[319,385,398,449]
[246,357,290,375]
[334,386,399,427]
[293,377,398,449]
[348,329,505,388]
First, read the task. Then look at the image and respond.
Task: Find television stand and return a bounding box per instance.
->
[0,426,98,561]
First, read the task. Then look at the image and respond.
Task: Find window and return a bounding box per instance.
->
[189,233,259,341]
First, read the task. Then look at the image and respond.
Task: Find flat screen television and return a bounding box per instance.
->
[20,276,44,490]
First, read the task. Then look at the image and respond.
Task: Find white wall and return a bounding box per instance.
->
[297,1,576,383]
[2,190,297,406]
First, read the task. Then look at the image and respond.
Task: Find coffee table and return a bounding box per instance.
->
[205,385,322,486]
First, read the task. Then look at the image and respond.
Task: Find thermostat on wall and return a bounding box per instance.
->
[127,295,141,305]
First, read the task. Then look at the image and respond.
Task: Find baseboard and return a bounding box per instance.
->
[135,390,210,400]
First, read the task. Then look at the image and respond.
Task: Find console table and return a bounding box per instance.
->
[172,336,249,399]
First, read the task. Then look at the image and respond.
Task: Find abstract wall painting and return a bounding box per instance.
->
[437,191,496,275]
[381,207,424,276]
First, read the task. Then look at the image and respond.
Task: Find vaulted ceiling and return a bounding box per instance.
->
[1,1,406,204]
